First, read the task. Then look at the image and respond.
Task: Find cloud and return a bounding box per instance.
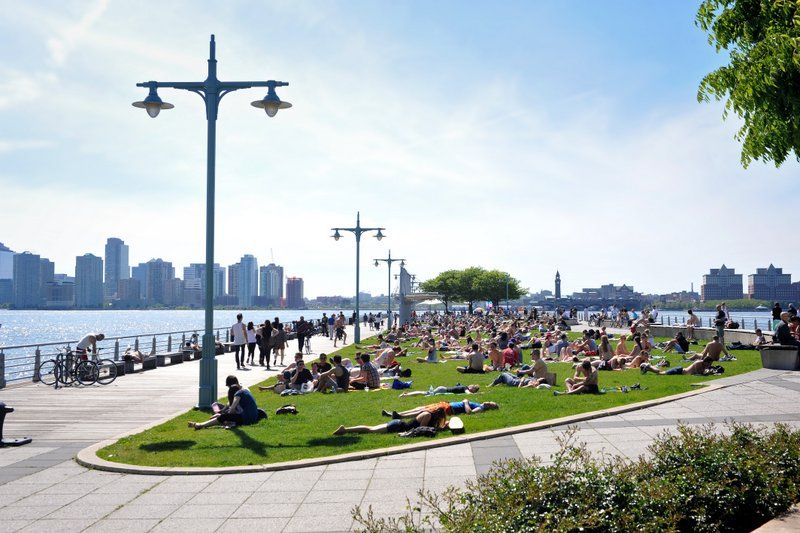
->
[0,139,54,154]
[46,0,109,66]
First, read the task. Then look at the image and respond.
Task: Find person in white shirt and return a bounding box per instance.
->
[231,314,247,370]
[76,332,105,360]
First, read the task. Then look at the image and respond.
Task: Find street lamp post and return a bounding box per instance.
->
[331,212,385,344]
[374,251,405,329]
[506,273,510,313]
[132,35,291,409]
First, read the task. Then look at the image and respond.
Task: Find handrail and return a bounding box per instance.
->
[0,326,230,351]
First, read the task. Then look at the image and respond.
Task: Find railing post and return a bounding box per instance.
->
[114,340,120,361]
[225,329,229,342]
[182,333,186,347]
[167,335,172,352]
[667,316,671,326]
[755,318,758,330]
[32,347,41,383]
[134,337,139,351]
[151,336,157,355]
[216,330,220,341]
[0,350,5,389]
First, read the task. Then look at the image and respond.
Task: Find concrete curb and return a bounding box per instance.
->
[76,378,741,476]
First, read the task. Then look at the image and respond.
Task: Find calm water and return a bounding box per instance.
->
[0,309,384,348]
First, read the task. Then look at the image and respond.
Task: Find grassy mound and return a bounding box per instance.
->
[98,336,762,467]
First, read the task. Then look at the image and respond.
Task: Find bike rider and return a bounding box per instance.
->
[75,332,105,361]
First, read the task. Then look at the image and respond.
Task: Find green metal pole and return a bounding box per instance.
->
[355,230,361,344]
[199,36,219,409]
[387,253,392,329]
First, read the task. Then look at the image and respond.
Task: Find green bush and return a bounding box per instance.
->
[352,424,800,532]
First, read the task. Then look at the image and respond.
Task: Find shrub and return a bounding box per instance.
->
[352,424,800,532]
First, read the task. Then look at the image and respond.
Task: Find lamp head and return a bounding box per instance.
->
[374,260,379,267]
[400,260,405,268]
[251,85,292,117]
[375,230,384,241]
[332,230,341,241]
[132,86,174,118]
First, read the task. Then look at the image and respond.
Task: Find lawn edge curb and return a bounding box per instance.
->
[76,376,745,475]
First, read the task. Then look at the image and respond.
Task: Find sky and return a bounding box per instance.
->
[0,0,798,298]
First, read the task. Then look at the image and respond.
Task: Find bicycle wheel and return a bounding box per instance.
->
[75,360,99,386]
[59,361,76,386]
[37,359,58,386]
[96,359,118,385]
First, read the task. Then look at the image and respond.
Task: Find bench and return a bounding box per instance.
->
[221,341,235,353]
[157,352,184,367]
[112,361,126,376]
[0,403,32,447]
[182,349,201,362]
[760,345,800,371]
[124,356,158,374]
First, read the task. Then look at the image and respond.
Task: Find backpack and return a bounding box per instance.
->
[398,426,437,438]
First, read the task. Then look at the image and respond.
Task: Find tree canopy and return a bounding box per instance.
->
[697,0,800,167]
[419,267,525,312]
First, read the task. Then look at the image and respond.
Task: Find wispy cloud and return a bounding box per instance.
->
[46,0,109,66]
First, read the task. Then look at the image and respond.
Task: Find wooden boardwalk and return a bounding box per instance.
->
[0,325,374,445]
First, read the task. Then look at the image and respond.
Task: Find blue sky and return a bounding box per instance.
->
[0,0,797,298]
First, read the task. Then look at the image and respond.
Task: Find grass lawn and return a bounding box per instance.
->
[98,334,763,467]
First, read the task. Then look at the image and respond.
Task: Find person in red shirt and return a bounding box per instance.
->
[502,341,518,367]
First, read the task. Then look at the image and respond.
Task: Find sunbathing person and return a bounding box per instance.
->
[640,356,713,376]
[315,355,350,392]
[487,342,503,369]
[398,383,480,397]
[615,334,629,356]
[684,336,730,362]
[597,335,614,361]
[415,340,443,363]
[515,349,548,380]
[490,371,548,388]
[123,347,145,363]
[662,332,691,354]
[189,376,260,429]
[386,399,498,420]
[456,343,486,373]
[554,361,599,395]
[333,408,448,435]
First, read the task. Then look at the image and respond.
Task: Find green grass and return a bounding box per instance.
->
[98,335,763,467]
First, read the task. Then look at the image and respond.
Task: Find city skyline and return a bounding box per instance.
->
[1,2,797,299]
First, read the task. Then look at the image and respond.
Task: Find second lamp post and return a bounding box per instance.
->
[374,251,405,329]
[331,212,385,343]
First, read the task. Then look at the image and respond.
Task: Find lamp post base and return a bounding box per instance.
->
[198,334,218,409]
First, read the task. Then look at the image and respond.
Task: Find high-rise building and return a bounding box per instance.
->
[748,264,794,302]
[39,258,54,294]
[117,278,142,306]
[146,259,174,306]
[104,238,130,300]
[0,242,14,280]
[228,263,240,301]
[75,253,104,308]
[44,280,75,309]
[238,255,258,307]
[260,263,284,306]
[555,271,561,299]
[164,278,184,307]
[13,252,42,308]
[701,265,743,302]
[131,263,149,301]
[0,279,12,305]
[286,277,304,309]
[184,263,225,301]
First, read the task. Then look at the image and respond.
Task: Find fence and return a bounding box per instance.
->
[580,311,775,332]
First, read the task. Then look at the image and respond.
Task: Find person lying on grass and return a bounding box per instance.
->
[640,356,714,376]
[554,360,599,395]
[189,376,259,429]
[490,371,549,389]
[333,411,433,436]
[383,399,498,420]
[399,384,480,398]
[684,335,730,362]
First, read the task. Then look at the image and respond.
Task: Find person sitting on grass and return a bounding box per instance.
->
[456,343,486,374]
[597,335,614,361]
[384,399,498,420]
[315,354,350,393]
[333,408,448,435]
[624,349,650,369]
[640,356,714,376]
[554,360,599,395]
[415,339,442,363]
[615,334,629,356]
[350,352,381,390]
[753,328,767,347]
[684,335,730,362]
[502,341,519,367]
[189,376,260,429]
[486,341,503,370]
[662,331,691,354]
[398,384,480,397]
[375,346,404,368]
[515,349,548,381]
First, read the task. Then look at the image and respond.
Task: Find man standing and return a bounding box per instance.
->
[75,332,105,361]
[328,313,336,340]
[772,302,783,331]
[296,316,309,353]
[231,313,247,370]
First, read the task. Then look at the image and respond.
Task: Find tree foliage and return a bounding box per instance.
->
[696,0,800,167]
[419,267,525,311]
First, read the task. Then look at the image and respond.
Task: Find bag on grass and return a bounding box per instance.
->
[391,379,413,390]
[398,426,437,438]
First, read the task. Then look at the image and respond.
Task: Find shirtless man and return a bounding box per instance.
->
[516,349,548,382]
[685,309,701,340]
[641,356,714,376]
[487,342,503,369]
[75,332,105,360]
[685,336,729,362]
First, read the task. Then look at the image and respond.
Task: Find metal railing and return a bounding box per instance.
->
[579,310,775,332]
[0,326,231,388]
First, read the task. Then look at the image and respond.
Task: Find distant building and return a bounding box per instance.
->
[228,263,240,300]
[13,252,42,308]
[286,277,304,309]
[555,271,561,299]
[259,263,284,307]
[164,278,184,307]
[238,255,258,307]
[184,263,225,302]
[748,264,794,302]
[117,278,141,306]
[39,258,54,295]
[0,279,11,305]
[75,253,104,308]
[104,238,130,300]
[0,242,13,280]
[44,280,75,309]
[701,265,743,302]
[131,263,149,301]
[145,259,174,306]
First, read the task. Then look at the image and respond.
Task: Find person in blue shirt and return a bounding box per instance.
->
[384,400,498,421]
[189,376,261,429]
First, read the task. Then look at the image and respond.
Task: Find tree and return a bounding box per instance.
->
[475,270,525,309]
[419,270,460,312]
[454,267,486,314]
[697,0,800,167]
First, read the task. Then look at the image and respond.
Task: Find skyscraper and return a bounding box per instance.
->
[104,238,130,300]
[131,262,149,301]
[228,263,240,301]
[39,258,54,295]
[260,263,284,306]
[286,277,304,309]
[555,271,561,299]
[13,252,42,308]
[146,259,174,306]
[701,265,743,302]
[748,264,793,302]
[75,254,104,308]
[238,254,258,307]
[184,263,225,301]
[0,242,14,280]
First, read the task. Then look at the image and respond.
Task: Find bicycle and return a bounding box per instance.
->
[37,347,99,387]
[89,348,119,385]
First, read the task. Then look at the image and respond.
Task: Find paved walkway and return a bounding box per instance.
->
[2,332,800,531]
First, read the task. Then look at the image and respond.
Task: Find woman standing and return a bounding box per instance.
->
[272,319,286,366]
[258,320,273,368]
[245,322,257,366]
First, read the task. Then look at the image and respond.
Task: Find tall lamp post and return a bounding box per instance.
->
[331,212,385,344]
[132,35,291,409]
[374,251,405,329]
[505,272,510,313]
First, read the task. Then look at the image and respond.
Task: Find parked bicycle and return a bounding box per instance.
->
[37,347,98,387]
